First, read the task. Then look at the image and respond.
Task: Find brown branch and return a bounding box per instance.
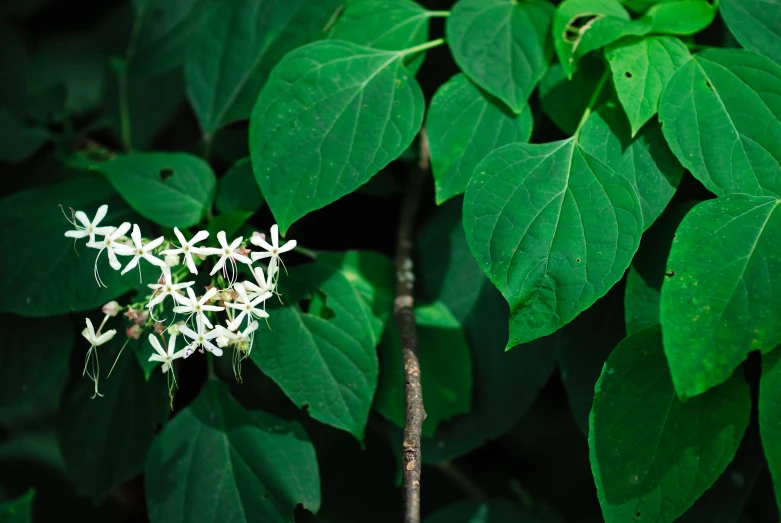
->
[395,131,429,523]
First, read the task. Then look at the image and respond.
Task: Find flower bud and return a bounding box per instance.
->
[153,322,166,334]
[102,300,121,317]
[134,310,149,325]
[167,322,183,336]
[124,306,140,322]
[165,253,180,267]
[216,335,231,348]
[126,324,143,339]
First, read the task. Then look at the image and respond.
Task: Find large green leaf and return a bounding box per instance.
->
[589,325,750,523]
[0,490,34,523]
[661,195,781,398]
[417,201,556,462]
[127,0,213,75]
[623,200,698,335]
[639,0,717,35]
[374,302,473,437]
[58,339,169,500]
[427,74,533,205]
[250,40,425,233]
[101,152,216,228]
[552,0,649,78]
[446,0,553,113]
[186,0,341,137]
[328,0,432,74]
[0,176,148,316]
[579,100,683,229]
[659,49,781,197]
[463,139,643,346]
[145,380,320,523]
[215,157,265,215]
[0,315,72,424]
[250,258,384,439]
[539,54,609,135]
[426,499,543,523]
[720,0,781,66]
[605,36,690,136]
[760,348,781,514]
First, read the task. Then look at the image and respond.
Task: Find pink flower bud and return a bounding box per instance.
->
[102,300,121,317]
[134,310,149,325]
[124,306,140,322]
[154,322,166,334]
[126,324,143,339]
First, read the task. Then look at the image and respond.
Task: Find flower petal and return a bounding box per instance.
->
[149,334,167,357]
[131,224,143,248]
[93,205,108,226]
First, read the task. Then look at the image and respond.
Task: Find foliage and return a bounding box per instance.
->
[2,0,781,521]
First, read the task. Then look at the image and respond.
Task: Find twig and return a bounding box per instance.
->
[396,130,429,523]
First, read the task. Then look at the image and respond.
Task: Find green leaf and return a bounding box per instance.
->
[416,201,556,462]
[539,54,609,135]
[215,157,265,215]
[446,0,553,112]
[145,380,320,523]
[0,108,49,164]
[250,258,383,439]
[101,152,216,228]
[552,0,649,78]
[579,100,683,229]
[760,348,781,515]
[620,0,664,13]
[0,25,29,113]
[316,250,395,341]
[659,49,781,197]
[556,290,625,434]
[250,40,425,233]
[128,0,213,75]
[186,0,341,137]
[720,0,781,66]
[426,499,543,523]
[329,0,432,74]
[0,176,149,316]
[661,195,781,398]
[0,315,72,423]
[427,74,533,205]
[0,490,34,523]
[374,302,473,437]
[678,422,766,522]
[623,200,698,335]
[605,36,690,136]
[589,325,750,523]
[463,138,643,346]
[639,0,717,35]
[58,340,170,500]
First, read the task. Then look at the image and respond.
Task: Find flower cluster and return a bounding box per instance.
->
[64,205,297,400]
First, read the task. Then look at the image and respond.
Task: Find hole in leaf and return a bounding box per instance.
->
[625,72,632,78]
[563,13,603,43]
[575,258,581,263]
[159,168,175,182]
[635,512,642,518]
[665,270,676,278]
[706,80,714,91]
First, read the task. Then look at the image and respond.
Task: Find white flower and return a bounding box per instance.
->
[161,228,210,275]
[82,317,116,347]
[206,231,252,276]
[86,222,134,284]
[148,333,188,373]
[218,320,258,354]
[179,315,222,357]
[81,317,116,399]
[120,224,166,275]
[147,267,195,308]
[250,225,296,265]
[225,283,270,330]
[172,286,224,328]
[64,205,114,243]
[246,257,278,297]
